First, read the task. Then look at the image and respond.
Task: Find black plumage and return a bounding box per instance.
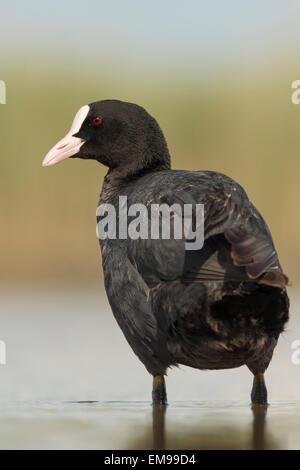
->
[43,99,289,405]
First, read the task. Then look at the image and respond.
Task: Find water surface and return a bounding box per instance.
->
[0,289,299,449]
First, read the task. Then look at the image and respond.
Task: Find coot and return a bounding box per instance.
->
[43,100,289,406]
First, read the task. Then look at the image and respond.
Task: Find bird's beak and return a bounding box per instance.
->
[42,105,90,167]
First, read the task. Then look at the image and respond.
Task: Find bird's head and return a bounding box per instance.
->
[42,100,170,176]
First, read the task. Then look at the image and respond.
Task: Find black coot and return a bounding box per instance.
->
[43,100,289,406]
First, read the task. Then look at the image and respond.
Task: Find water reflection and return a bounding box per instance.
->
[131,404,279,450]
[0,399,293,449]
[251,406,268,450]
[152,405,167,450]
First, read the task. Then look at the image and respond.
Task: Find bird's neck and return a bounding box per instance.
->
[100,155,171,204]
[100,137,171,203]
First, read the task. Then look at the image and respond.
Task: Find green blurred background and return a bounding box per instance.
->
[1,0,300,287]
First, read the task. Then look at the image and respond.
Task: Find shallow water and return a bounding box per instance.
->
[0,288,300,449]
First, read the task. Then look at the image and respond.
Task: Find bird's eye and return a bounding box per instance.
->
[92,117,102,126]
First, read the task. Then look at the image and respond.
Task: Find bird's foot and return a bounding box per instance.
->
[251,373,268,408]
[152,375,167,405]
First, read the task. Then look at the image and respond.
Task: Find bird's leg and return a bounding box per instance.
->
[251,373,268,407]
[152,375,167,405]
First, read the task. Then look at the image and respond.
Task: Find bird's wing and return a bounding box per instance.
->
[125,170,289,287]
[102,244,171,374]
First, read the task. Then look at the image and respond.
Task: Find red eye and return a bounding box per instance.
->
[92,117,102,126]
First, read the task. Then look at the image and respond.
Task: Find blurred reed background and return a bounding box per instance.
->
[1,0,300,287]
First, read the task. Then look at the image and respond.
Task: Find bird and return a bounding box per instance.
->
[43,99,289,407]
